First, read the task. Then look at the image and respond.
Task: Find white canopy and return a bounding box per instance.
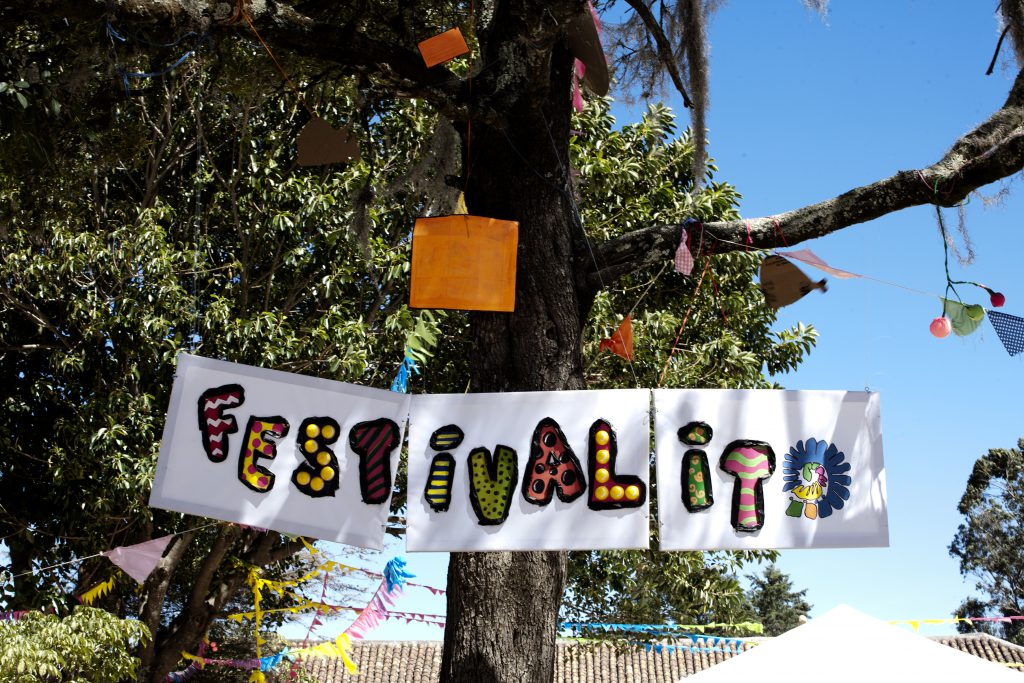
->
[685,604,1022,681]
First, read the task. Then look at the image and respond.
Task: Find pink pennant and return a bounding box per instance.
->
[778,249,860,279]
[675,227,694,275]
[572,60,585,113]
[101,535,173,583]
[311,617,323,626]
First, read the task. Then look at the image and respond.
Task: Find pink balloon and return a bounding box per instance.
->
[930,316,952,338]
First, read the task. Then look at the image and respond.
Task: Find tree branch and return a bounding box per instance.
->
[4,0,499,125]
[583,68,1024,289]
[623,0,693,107]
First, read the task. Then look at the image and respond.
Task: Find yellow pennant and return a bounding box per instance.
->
[79,577,116,605]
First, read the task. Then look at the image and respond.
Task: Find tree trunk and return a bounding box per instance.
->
[439,38,582,683]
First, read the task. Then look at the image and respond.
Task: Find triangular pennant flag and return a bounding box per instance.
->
[942,298,985,336]
[759,255,827,309]
[674,227,694,275]
[988,310,1024,356]
[778,249,861,279]
[599,315,634,361]
[101,535,173,583]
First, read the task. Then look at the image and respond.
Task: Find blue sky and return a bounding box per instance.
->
[291,1,1024,641]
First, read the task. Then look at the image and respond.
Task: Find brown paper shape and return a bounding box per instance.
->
[297,117,360,166]
[759,255,827,309]
[599,315,634,361]
[418,28,470,68]
[410,215,518,312]
[567,5,609,96]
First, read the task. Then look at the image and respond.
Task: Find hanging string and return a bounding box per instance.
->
[8,522,220,580]
[770,217,789,247]
[463,0,476,193]
[240,7,315,116]
[658,257,712,387]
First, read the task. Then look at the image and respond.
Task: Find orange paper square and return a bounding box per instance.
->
[418,28,470,68]
[410,215,518,312]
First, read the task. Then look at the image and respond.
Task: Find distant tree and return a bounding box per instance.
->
[949,438,1024,645]
[744,563,812,636]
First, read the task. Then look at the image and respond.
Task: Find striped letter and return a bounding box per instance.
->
[719,440,775,532]
[349,418,401,504]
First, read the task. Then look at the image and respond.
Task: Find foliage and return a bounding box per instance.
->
[0,607,150,682]
[743,562,812,636]
[949,438,1024,644]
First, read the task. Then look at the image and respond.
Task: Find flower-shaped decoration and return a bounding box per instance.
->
[782,438,851,520]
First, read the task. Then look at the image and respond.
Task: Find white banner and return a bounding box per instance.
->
[653,389,888,550]
[150,354,410,549]
[406,389,651,551]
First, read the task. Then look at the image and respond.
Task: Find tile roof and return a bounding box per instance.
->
[300,633,1024,682]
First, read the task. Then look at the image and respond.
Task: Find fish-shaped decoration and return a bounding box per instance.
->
[759,255,827,309]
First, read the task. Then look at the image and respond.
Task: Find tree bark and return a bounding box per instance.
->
[439,23,582,683]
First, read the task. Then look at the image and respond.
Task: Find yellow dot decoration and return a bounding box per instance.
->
[610,485,624,501]
[304,439,318,453]
[595,486,609,501]
[296,471,311,486]
[596,449,610,464]
[310,477,324,492]
[316,451,331,466]
[321,424,336,440]
[595,430,610,446]
[305,423,320,438]
[595,469,610,483]
[625,485,640,501]
[320,466,335,481]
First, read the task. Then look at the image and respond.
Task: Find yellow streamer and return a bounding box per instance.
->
[454,192,469,215]
[300,537,319,555]
[79,577,116,606]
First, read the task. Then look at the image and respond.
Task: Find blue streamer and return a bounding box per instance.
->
[383,557,415,593]
[259,648,289,671]
[389,352,419,393]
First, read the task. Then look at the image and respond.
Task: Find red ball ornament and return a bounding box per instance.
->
[991,292,1006,308]
[930,316,951,338]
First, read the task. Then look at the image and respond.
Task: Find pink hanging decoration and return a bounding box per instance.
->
[102,535,173,583]
[777,249,860,280]
[674,227,694,275]
[572,60,585,113]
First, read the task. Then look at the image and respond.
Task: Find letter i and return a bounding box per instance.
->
[424,425,464,512]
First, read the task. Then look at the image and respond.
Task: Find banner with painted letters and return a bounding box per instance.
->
[653,389,888,550]
[405,389,651,551]
[150,356,887,551]
[150,354,410,549]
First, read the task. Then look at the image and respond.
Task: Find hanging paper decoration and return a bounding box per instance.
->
[599,315,634,361]
[390,352,419,393]
[409,215,519,312]
[417,28,470,68]
[759,255,827,309]
[942,298,985,337]
[296,118,360,166]
[406,389,650,552]
[654,389,887,551]
[988,310,1024,356]
[101,535,174,583]
[929,316,952,338]
[150,354,410,550]
[777,249,861,279]
[567,1,609,96]
[344,557,412,640]
[674,226,694,275]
